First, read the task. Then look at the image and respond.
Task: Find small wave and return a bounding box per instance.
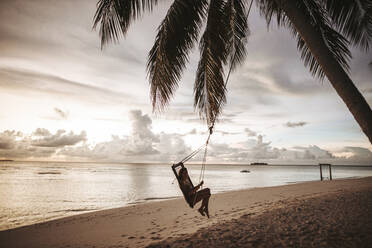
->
[127,196,178,205]
[37,172,61,175]
[53,208,98,213]
[143,196,178,201]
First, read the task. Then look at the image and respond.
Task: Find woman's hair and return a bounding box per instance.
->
[179,167,187,178]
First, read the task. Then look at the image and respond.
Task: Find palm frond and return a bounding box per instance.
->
[147,0,208,111]
[224,0,250,71]
[93,0,159,48]
[324,0,372,51]
[256,0,286,26]
[257,0,351,80]
[194,0,230,125]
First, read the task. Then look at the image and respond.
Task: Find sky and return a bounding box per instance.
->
[0,0,371,164]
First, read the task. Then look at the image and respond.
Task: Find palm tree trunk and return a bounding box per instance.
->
[276,0,372,144]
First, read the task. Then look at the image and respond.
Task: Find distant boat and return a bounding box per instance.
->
[240,170,250,173]
[250,162,268,165]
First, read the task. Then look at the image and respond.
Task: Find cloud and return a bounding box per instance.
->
[0,129,86,159]
[244,128,257,137]
[129,110,158,141]
[0,131,14,149]
[206,136,340,163]
[186,118,234,124]
[293,145,334,159]
[285,121,307,128]
[0,110,370,164]
[54,108,68,119]
[341,146,372,164]
[32,130,86,147]
[363,88,372,94]
[248,135,280,159]
[60,110,192,162]
[0,68,136,105]
[188,128,197,135]
[33,128,51,136]
[0,130,55,159]
[208,135,280,161]
[216,130,240,136]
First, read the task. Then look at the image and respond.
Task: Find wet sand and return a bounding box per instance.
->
[1,177,371,248]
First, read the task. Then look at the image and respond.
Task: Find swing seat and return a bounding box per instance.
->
[172,162,195,208]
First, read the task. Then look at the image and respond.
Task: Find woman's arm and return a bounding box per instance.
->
[192,181,204,193]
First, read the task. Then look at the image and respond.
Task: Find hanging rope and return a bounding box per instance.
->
[197,0,254,184]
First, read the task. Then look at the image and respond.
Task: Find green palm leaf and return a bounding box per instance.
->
[93,0,159,48]
[147,0,208,111]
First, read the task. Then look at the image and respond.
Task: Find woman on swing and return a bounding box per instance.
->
[179,167,211,218]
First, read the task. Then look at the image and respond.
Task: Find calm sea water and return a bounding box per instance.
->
[1,161,372,231]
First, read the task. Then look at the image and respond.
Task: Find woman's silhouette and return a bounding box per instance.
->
[179,167,211,218]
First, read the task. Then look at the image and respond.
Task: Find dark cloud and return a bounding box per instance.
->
[0,142,12,149]
[32,130,86,147]
[0,130,56,159]
[0,130,22,150]
[285,121,307,128]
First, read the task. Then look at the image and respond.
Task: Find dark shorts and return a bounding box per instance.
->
[193,188,211,204]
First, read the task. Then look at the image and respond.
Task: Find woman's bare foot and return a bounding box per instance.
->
[204,209,209,218]
[198,208,205,216]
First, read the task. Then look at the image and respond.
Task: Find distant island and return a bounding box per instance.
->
[250,162,268,165]
[0,159,14,162]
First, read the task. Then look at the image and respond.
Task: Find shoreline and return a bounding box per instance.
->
[1,177,372,247]
[0,175,362,232]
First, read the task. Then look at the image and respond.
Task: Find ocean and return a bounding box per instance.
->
[1,161,372,231]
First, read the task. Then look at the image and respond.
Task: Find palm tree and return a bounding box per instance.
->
[93,0,372,144]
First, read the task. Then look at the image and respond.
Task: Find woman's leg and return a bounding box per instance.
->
[194,188,211,217]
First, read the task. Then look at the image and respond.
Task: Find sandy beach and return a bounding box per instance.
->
[1,177,371,248]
